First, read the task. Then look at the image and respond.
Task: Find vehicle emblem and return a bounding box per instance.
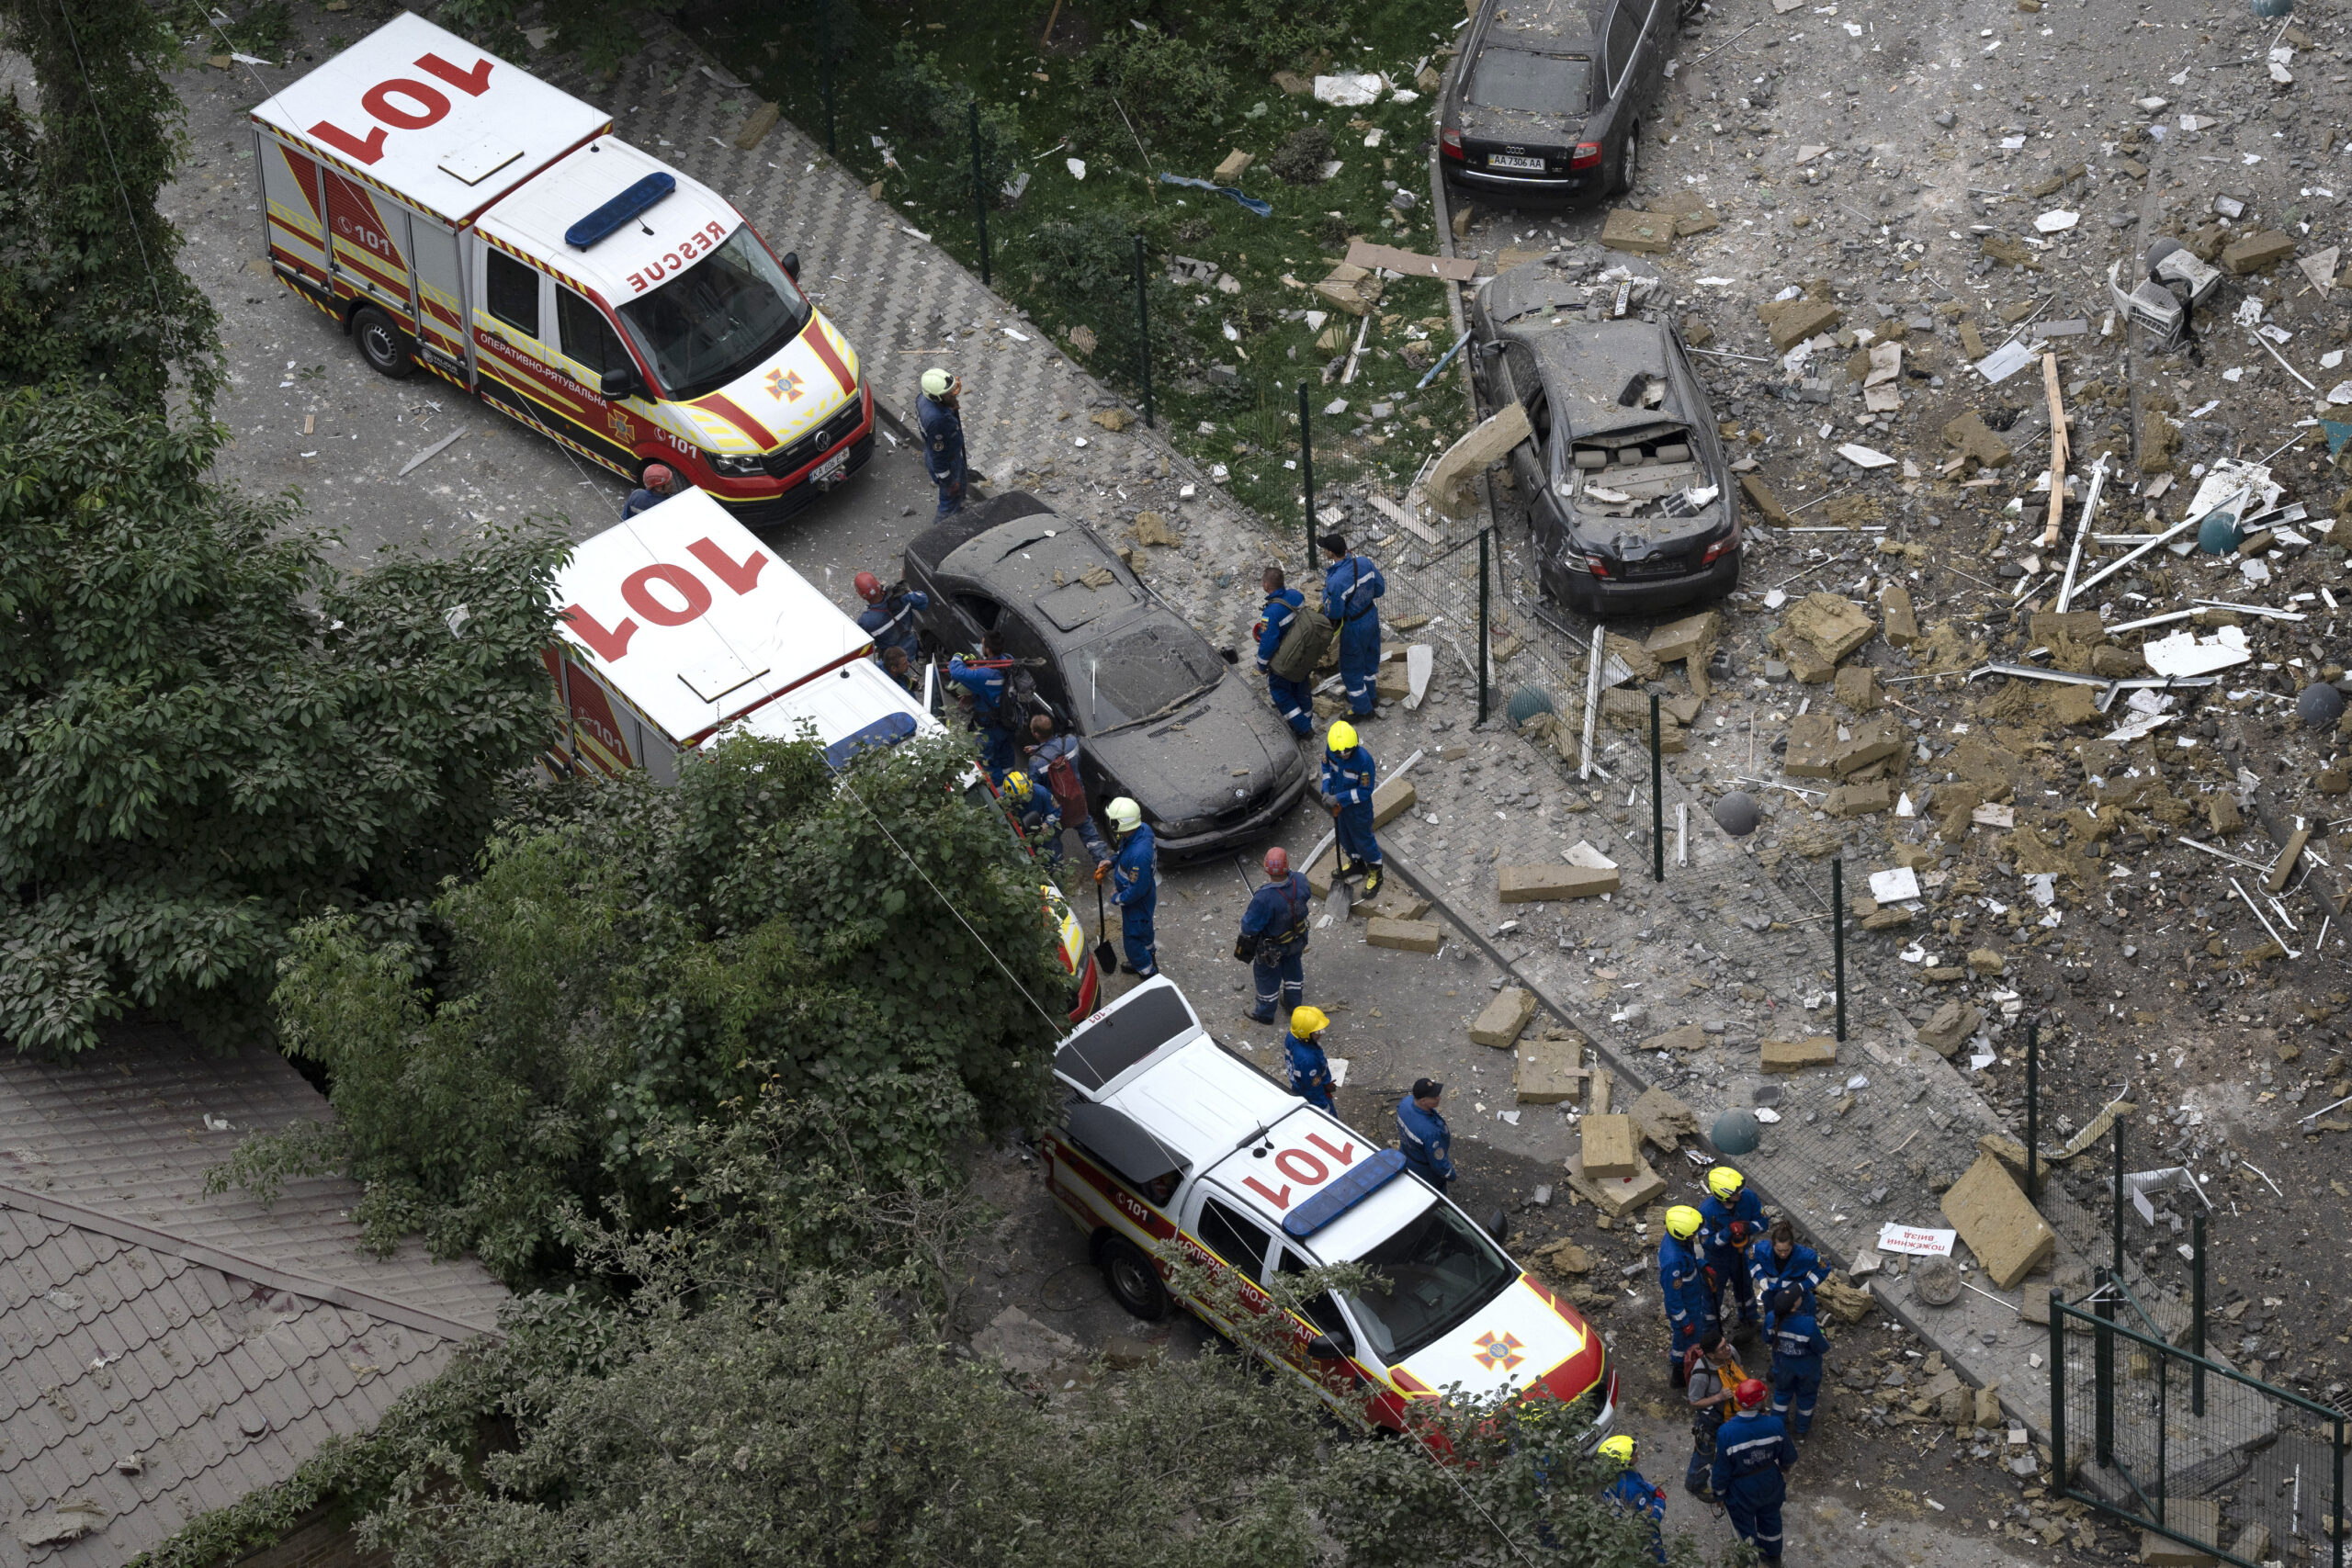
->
[764,367,806,403]
[816,430,832,451]
[605,408,633,443]
[1471,1330,1525,1371]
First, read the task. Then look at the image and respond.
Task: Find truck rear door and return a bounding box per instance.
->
[320,169,417,331]
[408,217,471,382]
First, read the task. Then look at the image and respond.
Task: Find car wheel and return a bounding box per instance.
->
[1611,120,1641,197]
[1098,1235,1170,1321]
[350,305,414,379]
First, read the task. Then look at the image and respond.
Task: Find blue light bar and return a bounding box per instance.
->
[564,172,676,249]
[1283,1147,1408,1239]
[821,711,918,773]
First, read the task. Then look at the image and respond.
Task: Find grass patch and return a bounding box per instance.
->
[680,0,1476,517]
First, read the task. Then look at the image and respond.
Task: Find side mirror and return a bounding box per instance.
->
[780,250,800,281]
[1484,1207,1509,1246]
[1219,647,1239,665]
[599,367,637,399]
[1306,1332,1350,1360]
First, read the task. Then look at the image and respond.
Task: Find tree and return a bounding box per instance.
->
[237,728,1074,1280]
[0,384,569,1055]
[0,0,222,408]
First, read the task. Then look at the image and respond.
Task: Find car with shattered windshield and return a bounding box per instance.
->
[1470,254,1740,614]
[901,493,1308,857]
[1439,0,1670,204]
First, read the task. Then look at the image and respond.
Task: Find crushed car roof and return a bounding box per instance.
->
[1525,321,1693,441]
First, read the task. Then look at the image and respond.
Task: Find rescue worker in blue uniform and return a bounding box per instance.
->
[1598,1435,1668,1566]
[998,772,1062,863]
[1748,1220,1826,1336]
[854,570,930,663]
[1254,565,1313,738]
[1700,1166,1769,1340]
[1236,845,1312,1023]
[1318,533,1385,718]
[1102,797,1157,978]
[946,633,1016,781]
[917,367,967,516]
[1682,1328,1747,1501]
[1658,1205,1715,1388]
[1396,1078,1453,1191]
[621,463,676,519]
[1767,1287,1829,1438]
[1712,1380,1798,1563]
[1320,721,1384,897]
[1024,714,1110,866]
[1283,1005,1338,1112]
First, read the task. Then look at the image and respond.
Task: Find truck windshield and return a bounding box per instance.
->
[1340,1200,1517,1363]
[616,227,809,401]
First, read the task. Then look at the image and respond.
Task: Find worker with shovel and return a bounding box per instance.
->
[1320,721,1384,898]
[1235,845,1312,1024]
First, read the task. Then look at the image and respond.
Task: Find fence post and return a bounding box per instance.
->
[969,101,991,288]
[2050,1292,2068,1491]
[1131,237,1153,429]
[820,0,836,155]
[2191,1212,2206,1417]
[1297,381,1315,576]
[2095,1267,2115,1469]
[1650,694,1665,884]
[2155,1348,2168,1529]
[2025,1021,2040,1203]
[2113,1113,2126,1278]
[1830,860,1847,1042]
[2334,1416,2345,1568]
[1477,527,1491,727]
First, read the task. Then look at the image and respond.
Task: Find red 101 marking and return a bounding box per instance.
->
[309,51,495,166]
[1240,1133,1358,1212]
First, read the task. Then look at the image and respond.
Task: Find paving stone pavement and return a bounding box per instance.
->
[573,22,2148,1451]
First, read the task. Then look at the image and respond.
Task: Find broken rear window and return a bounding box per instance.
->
[1465,49,1592,117]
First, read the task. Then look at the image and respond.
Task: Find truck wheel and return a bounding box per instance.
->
[1098,1235,1170,1321]
[351,306,414,379]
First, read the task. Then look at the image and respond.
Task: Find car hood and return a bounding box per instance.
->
[1389,1273,1606,1405]
[673,310,862,455]
[1085,685,1301,821]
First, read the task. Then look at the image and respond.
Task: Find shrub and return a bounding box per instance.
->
[1267,122,1336,186]
[874,43,1024,208]
[1066,28,1231,155]
[1226,0,1351,70]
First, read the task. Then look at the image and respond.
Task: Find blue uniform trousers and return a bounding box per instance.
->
[1267,672,1314,736]
[1334,800,1383,868]
[1773,1361,1822,1435]
[1725,1489,1784,1562]
[1251,951,1305,1020]
[1338,614,1380,716]
[1121,904,1158,978]
[1709,1248,1758,1325]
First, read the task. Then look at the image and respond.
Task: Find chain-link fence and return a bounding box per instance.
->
[2055,1287,2346,1568]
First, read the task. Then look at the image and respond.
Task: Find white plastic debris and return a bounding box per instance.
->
[1837,443,1896,469]
[2033,209,2079,233]
[1066,157,1087,180]
[2143,625,2252,676]
[1867,866,1921,903]
[1313,73,1383,105]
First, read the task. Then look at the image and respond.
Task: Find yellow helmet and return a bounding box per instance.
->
[1002,771,1033,802]
[1106,797,1143,833]
[1707,1167,1745,1201]
[1290,1005,1329,1039]
[1327,720,1359,751]
[1666,1205,1704,1240]
[1598,1434,1636,1468]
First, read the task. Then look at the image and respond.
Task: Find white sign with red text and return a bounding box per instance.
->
[1875,1223,1957,1258]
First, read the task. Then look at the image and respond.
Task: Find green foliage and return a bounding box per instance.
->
[0,0,221,408]
[430,0,529,62]
[1227,0,1352,70]
[1067,28,1232,154]
[243,729,1070,1280]
[1025,209,1181,363]
[872,43,1023,209]
[0,385,567,1055]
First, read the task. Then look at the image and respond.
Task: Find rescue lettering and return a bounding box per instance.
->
[1241,1177,1292,1211]
[684,536,767,594]
[562,541,771,661]
[562,604,636,662]
[1273,1149,1328,1186]
[620,563,711,626]
[1305,1133,1357,1167]
[307,50,495,167]
[1244,1135,1358,1213]
[625,223,729,294]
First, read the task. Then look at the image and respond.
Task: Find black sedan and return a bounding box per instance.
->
[1470,256,1740,615]
[903,492,1309,858]
[1438,0,1669,205]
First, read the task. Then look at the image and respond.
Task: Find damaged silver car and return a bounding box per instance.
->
[1469,252,1741,615]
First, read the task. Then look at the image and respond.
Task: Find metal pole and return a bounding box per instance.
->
[1478,528,1491,727]
[1830,860,1847,1042]
[2334,1416,2345,1568]
[1131,236,1153,429]
[2025,1021,2040,1203]
[1298,381,1315,576]
[2049,1291,2068,1491]
[1650,694,1665,884]
[2191,1212,2206,1416]
[2095,1266,2115,1469]
[2113,1113,2125,1278]
[969,101,990,288]
[2155,1348,2168,1529]
[820,1,835,156]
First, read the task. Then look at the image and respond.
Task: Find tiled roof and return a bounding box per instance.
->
[0,1032,508,1567]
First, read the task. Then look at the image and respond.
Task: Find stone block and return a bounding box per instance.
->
[1832,718,1903,776]
[1427,401,1533,520]
[1764,298,1841,351]
[2231,1523,2272,1563]
[1646,611,1722,665]
[1917,1000,1984,1057]
[1740,473,1792,526]
[1975,1385,2003,1427]
[2221,229,2294,276]
[1499,862,1618,901]
[1940,1153,2055,1289]
[1643,1022,1708,1055]
[1942,411,2014,471]
[1212,148,1254,183]
[2049,685,2101,727]
[1367,918,1443,953]
[1760,1036,1837,1074]
[1360,889,1431,922]
[1515,1032,1584,1104]
[1601,208,1674,254]
[2208,793,2244,834]
[1469,987,1538,1048]
[1968,948,2006,976]
[1827,780,1894,817]
[1785,713,1840,778]
[1306,845,1339,898]
[1860,903,1912,930]
[1881,582,1919,648]
[1977,1132,2049,1186]
[1784,593,1877,662]
[2030,609,2106,647]
[1629,1086,1699,1151]
[1564,1149,1667,1215]
[1371,774,1418,829]
[1777,637,1838,684]
[1834,665,1880,712]
[1580,1113,1640,1179]
[2138,1499,2220,1563]
[1375,661,1411,701]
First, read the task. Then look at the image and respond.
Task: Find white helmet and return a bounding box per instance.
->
[1106,797,1143,833]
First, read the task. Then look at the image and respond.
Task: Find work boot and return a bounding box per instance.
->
[1362,864,1384,897]
[1247,1007,1278,1025]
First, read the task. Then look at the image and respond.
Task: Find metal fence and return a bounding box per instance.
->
[2054,1284,2347,1568]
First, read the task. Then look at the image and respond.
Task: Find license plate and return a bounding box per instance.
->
[811,446,851,485]
[1487,153,1547,172]
[1623,558,1687,579]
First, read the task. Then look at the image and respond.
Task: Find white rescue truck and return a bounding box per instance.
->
[546,492,1100,1021]
[1044,978,1617,1439]
[249,13,872,525]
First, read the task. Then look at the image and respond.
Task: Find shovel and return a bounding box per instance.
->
[1092,877,1121,976]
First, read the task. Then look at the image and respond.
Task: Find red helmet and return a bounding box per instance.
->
[1735,1378,1769,1410]
[854,570,885,604]
[642,464,673,491]
[1263,847,1290,876]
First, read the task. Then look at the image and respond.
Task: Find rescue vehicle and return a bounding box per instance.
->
[547,491,1099,1021]
[1043,978,1616,1438]
[248,13,871,525]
